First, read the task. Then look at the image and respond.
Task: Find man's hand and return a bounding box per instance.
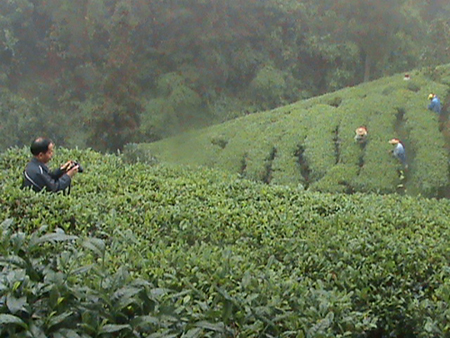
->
[61,160,74,171]
[61,160,79,177]
[66,165,79,178]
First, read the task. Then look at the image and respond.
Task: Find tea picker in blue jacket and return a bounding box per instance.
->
[428,93,442,114]
[389,138,408,170]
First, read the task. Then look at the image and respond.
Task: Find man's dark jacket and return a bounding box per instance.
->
[23,158,71,192]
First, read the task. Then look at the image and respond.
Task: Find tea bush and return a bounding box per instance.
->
[3,148,450,336]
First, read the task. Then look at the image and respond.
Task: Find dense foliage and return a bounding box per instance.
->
[2,148,450,336]
[126,64,450,198]
[0,0,450,151]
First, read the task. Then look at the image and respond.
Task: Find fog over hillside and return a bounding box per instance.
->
[1,1,449,151]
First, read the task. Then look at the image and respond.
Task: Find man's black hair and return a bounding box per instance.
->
[30,137,52,156]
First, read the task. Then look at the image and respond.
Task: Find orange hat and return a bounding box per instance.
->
[355,127,368,136]
[389,138,400,145]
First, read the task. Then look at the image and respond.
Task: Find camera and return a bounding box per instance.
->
[69,161,84,173]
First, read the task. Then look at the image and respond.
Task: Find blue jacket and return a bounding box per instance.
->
[428,96,442,114]
[393,143,407,166]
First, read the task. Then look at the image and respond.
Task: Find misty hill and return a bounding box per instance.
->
[125,65,450,197]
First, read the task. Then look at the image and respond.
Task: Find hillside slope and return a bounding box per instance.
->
[127,65,450,197]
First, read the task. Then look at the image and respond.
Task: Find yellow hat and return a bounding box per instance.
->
[389,138,400,145]
[428,93,435,100]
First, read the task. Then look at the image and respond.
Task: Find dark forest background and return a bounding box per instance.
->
[1,0,449,152]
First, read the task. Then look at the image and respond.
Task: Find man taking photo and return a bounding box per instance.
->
[23,137,79,193]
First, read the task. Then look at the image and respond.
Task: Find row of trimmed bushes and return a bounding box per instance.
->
[125,67,450,196]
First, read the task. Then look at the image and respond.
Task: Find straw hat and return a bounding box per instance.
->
[389,138,400,145]
[355,127,368,136]
[428,93,435,100]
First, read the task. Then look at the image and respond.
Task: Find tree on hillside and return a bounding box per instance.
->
[307,0,415,83]
[295,4,361,92]
[0,0,41,86]
[83,1,142,151]
[0,0,448,151]
[147,0,268,94]
[425,19,450,65]
[0,89,65,147]
[339,0,410,81]
[419,0,450,66]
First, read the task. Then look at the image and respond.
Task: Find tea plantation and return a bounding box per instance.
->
[127,64,450,198]
[2,147,450,337]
